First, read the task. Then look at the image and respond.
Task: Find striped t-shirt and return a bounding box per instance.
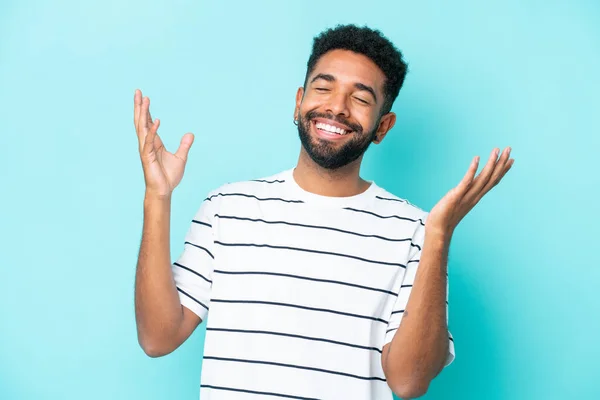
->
[172,168,455,400]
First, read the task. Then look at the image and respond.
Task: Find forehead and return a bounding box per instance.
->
[309,49,386,93]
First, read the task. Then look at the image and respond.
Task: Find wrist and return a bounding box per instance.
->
[144,191,172,207]
[424,226,453,245]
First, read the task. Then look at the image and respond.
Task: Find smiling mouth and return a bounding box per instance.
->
[312,120,353,136]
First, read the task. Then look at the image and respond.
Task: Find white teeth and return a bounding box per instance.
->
[316,122,349,135]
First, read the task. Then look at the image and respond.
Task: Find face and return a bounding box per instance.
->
[295,49,396,170]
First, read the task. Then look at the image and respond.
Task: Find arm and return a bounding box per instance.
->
[381,230,450,398]
[134,194,201,357]
[383,147,514,398]
[132,89,198,357]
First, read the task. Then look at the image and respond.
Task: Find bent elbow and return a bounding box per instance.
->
[390,380,430,399]
[138,336,174,358]
[141,344,171,358]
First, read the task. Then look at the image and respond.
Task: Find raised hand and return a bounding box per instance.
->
[426,147,514,237]
[134,89,194,198]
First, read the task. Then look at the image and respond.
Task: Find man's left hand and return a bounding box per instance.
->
[426,147,514,237]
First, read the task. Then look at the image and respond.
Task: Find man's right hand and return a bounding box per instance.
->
[134,89,195,198]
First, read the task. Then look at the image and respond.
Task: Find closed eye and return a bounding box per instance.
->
[354,97,369,104]
[315,87,330,92]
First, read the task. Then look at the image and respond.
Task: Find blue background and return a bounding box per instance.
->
[1,0,598,399]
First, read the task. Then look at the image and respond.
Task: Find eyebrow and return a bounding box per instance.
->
[310,73,378,104]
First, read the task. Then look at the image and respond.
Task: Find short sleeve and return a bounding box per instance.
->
[171,195,217,321]
[384,213,455,368]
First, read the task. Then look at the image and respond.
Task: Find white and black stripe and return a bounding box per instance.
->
[171,168,455,399]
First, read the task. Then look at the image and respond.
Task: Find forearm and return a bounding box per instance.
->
[385,230,450,395]
[134,194,184,353]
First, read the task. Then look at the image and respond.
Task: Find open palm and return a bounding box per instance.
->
[426,147,514,236]
[134,89,194,197]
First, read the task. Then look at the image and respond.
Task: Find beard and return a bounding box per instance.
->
[297,110,379,170]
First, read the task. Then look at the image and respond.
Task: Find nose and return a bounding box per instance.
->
[325,92,350,119]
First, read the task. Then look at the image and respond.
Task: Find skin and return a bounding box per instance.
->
[133,93,201,357]
[292,50,396,197]
[133,48,514,398]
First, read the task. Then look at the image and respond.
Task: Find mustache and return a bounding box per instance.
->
[305,111,363,133]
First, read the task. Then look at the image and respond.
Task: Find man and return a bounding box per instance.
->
[134,24,513,399]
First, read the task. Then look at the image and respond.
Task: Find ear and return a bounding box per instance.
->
[372,112,396,144]
[294,87,304,120]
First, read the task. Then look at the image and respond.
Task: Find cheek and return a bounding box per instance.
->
[354,109,379,131]
[299,95,323,114]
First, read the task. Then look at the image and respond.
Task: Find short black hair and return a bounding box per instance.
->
[304,24,408,114]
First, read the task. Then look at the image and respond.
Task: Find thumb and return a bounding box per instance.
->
[175,133,194,161]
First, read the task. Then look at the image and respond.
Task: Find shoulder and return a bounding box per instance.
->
[370,186,429,223]
[203,170,290,203]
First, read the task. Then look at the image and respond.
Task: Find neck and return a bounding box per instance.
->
[293,149,371,197]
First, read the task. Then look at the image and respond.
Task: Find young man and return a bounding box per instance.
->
[134,25,513,400]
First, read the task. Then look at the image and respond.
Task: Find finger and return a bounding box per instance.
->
[153,128,165,151]
[146,98,153,127]
[134,89,142,128]
[497,158,514,183]
[481,147,512,192]
[137,97,150,151]
[147,108,153,126]
[456,156,480,194]
[473,155,514,204]
[139,96,149,132]
[467,148,501,196]
[143,118,160,155]
[174,133,195,161]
